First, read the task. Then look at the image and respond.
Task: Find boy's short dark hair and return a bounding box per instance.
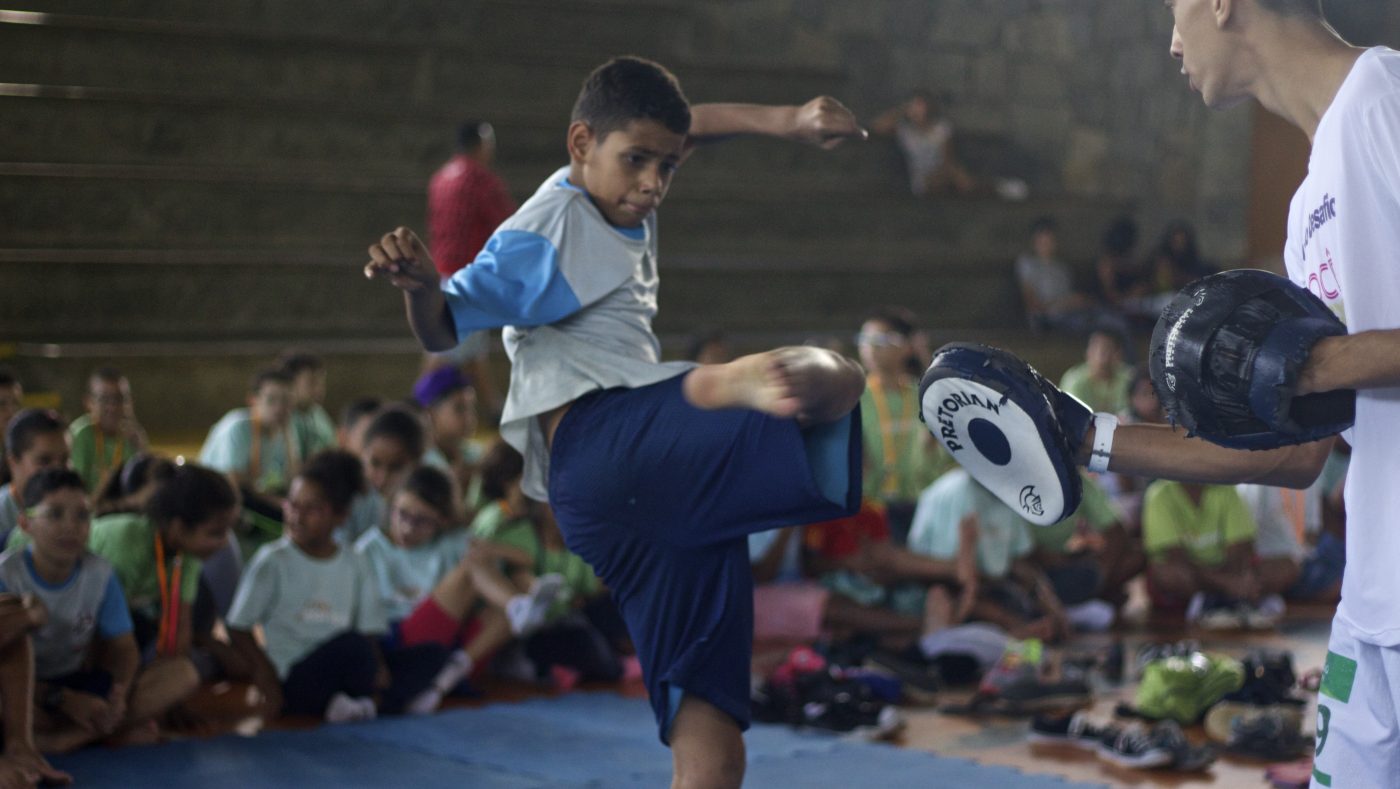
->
[146,463,238,530]
[572,56,691,140]
[402,465,457,521]
[276,350,324,378]
[865,306,918,339]
[457,120,494,152]
[478,440,525,503]
[248,368,292,395]
[299,450,365,514]
[23,468,86,508]
[1257,0,1322,17]
[6,409,64,458]
[1030,216,1058,236]
[341,397,383,428]
[363,407,425,460]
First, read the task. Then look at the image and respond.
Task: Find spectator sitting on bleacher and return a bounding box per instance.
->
[69,368,147,494]
[1143,480,1288,629]
[342,407,423,546]
[1015,217,1100,335]
[1059,328,1134,415]
[0,368,22,488]
[1149,220,1215,293]
[278,351,337,461]
[6,469,198,754]
[872,90,976,197]
[0,410,69,547]
[1094,216,1149,312]
[199,369,299,504]
[337,397,383,457]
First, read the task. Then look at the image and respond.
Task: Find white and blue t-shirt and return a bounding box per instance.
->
[0,548,132,679]
[441,167,694,500]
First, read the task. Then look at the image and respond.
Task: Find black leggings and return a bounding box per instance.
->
[281,631,448,717]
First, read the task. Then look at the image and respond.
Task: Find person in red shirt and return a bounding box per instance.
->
[424,121,516,417]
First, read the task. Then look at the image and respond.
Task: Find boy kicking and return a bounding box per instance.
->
[367,57,865,788]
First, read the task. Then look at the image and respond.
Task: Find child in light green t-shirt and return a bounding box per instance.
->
[68,368,147,493]
[199,369,299,499]
[1058,329,1134,415]
[278,351,338,461]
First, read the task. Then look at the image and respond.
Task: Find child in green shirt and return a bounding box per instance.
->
[68,368,147,493]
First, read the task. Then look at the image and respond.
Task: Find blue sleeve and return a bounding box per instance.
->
[96,573,134,639]
[440,230,584,337]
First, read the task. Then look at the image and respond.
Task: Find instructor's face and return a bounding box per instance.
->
[1167,0,1250,110]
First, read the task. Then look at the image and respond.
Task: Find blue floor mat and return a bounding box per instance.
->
[52,693,1107,788]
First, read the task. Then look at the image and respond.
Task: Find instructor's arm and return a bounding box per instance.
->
[1300,329,1400,393]
[1084,423,1330,490]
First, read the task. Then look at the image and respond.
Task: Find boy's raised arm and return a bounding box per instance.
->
[364,228,459,352]
[686,96,867,150]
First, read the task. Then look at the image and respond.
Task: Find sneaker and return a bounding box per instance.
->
[1064,600,1115,632]
[325,692,377,724]
[798,675,903,741]
[1205,701,1304,744]
[506,573,566,636]
[1242,595,1286,630]
[1095,725,1175,769]
[1224,708,1311,761]
[1027,711,1105,751]
[864,649,941,704]
[1148,719,1218,771]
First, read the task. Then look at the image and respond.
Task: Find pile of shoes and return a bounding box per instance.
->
[1204,649,1311,761]
[1187,592,1286,631]
[940,638,1093,716]
[751,646,903,740]
[1124,647,1245,725]
[1029,711,1216,771]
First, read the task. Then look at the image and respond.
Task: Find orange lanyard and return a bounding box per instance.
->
[152,533,182,657]
[867,376,915,496]
[93,430,124,473]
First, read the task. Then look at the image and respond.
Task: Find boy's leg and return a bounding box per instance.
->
[281,632,378,717]
[125,656,199,724]
[670,695,745,789]
[682,347,863,425]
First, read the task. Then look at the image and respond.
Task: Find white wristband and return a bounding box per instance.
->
[1087,413,1118,474]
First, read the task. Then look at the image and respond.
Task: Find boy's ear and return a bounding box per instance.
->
[566,120,596,163]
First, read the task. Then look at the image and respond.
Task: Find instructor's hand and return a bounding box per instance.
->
[364,227,439,292]
[790,96,867,150]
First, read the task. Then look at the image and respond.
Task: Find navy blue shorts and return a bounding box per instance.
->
[549,374,861,744]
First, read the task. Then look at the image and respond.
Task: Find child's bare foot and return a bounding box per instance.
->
[684,348,864,423]
[0,758,37,789]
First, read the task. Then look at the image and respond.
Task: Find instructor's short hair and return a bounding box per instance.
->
[572,56,691,140]
[1256,0,1322,17]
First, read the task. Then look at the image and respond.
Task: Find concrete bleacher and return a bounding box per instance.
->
[0,1,1129,435]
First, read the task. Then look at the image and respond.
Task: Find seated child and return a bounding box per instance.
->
[1027,472,1145,617]
[1058,328,1134,415]
[93,454,174,517]
[338,397,383,456]
[278,351,338,460]
[1143,480,1287,628]
[0,369,22,487]
[227,451,446,722]
[908,469,1071,642]
[343,406,424,546]
[359,465,558,711]
[0,410,69,547]
[69,368,148,493]
[1014,217,1104,334]
[413,367,484,513]
[470,443,624,683]
[199,368,299,504]
[4,469,197,753]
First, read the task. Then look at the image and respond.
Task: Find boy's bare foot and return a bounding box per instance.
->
[0,758,37,789]
[684,348,864,423]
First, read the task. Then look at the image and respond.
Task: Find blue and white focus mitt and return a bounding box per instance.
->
[919,343,1113,527]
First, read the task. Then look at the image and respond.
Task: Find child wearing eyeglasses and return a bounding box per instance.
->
[4,469,196,754]
[357,465,561,713]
